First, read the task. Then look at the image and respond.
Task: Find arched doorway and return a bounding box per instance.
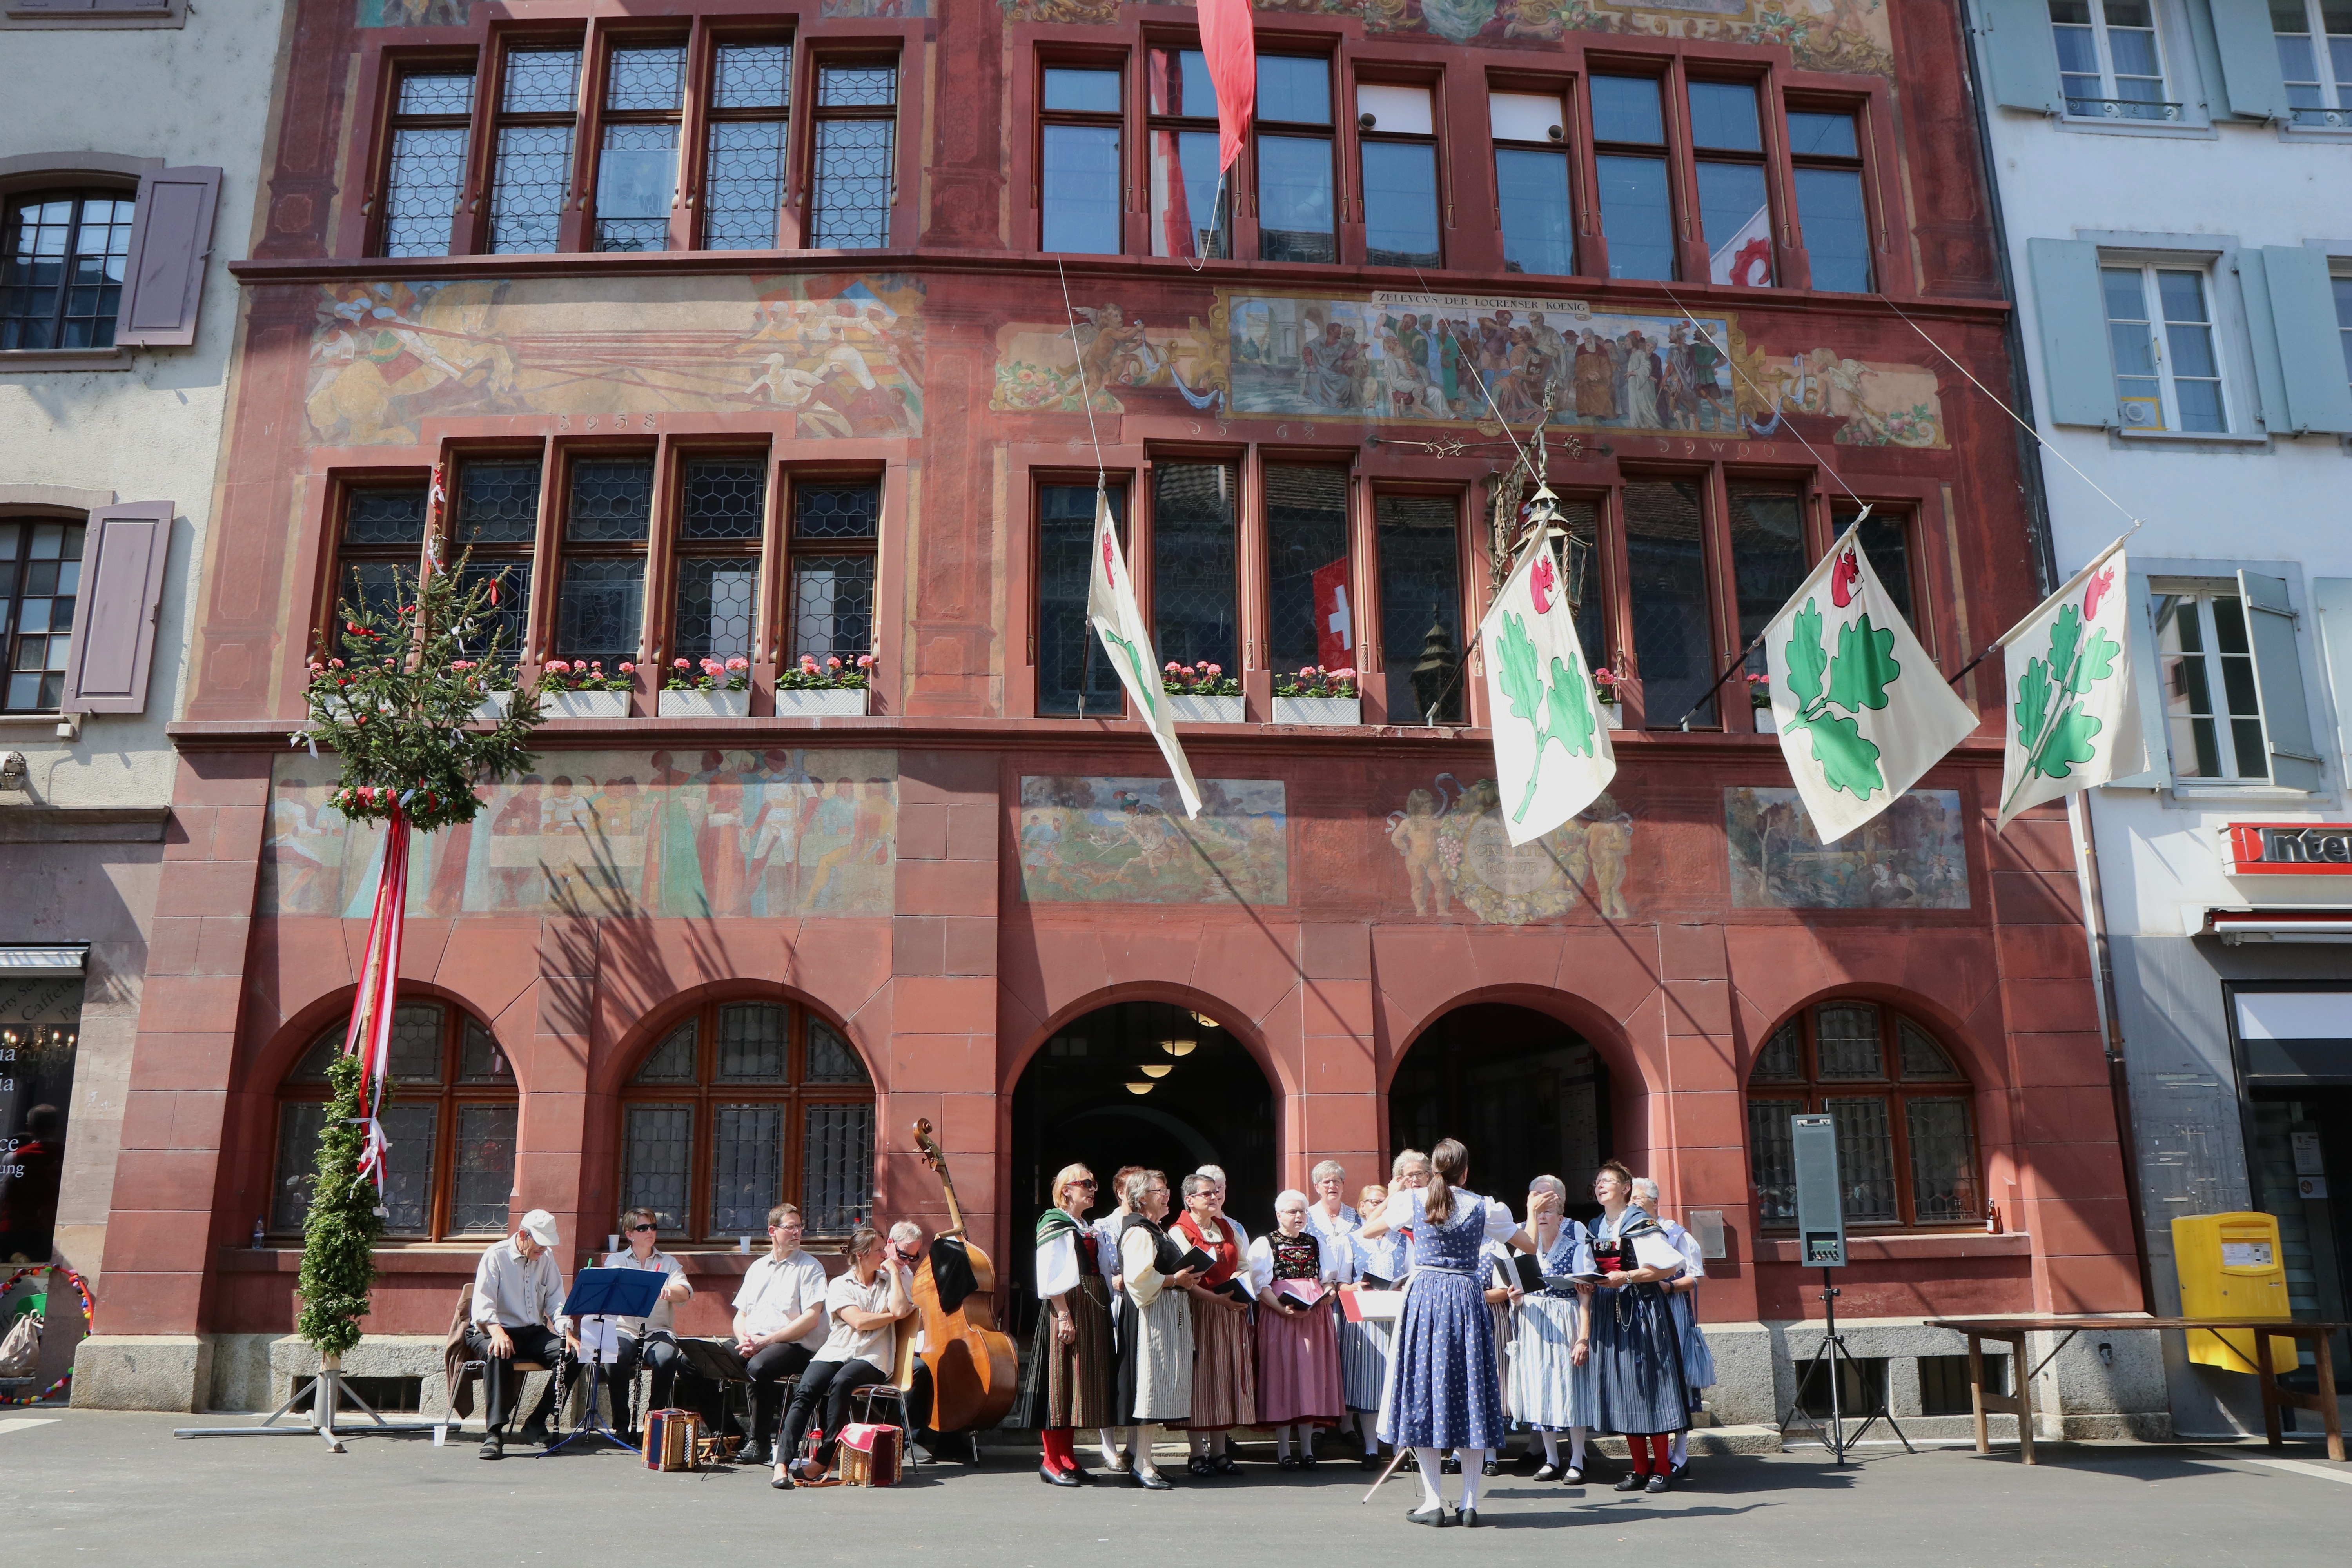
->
[1009,1000,1276,1328]
[1390,1004,1613,1223]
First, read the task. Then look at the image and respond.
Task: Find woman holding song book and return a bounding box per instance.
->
[1356,1138,1537,1528]
[1015,1163,1118,1487]
[1585,1160,1692,1494]
[1248,1189,1345,1467]
[1174,1170,1256,1476]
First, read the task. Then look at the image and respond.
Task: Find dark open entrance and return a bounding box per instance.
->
[1009,1000,1276,1330]
[1390,1003,1613,1225]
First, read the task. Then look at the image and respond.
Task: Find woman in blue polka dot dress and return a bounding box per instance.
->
[1356,1138,1537,1528]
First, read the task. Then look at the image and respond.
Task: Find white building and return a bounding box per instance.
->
[0,0,283,1397]
[1969,0,2352,1437]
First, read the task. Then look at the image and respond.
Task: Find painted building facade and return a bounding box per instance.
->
[1,0,288,1400]
[1966,0,2352,1437]
[76,0,2155,1436]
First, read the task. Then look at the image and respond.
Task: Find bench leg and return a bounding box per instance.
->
[2316,1332,2343,1463]
[2012,1334,2036,1466]
[1968,1336,1989,1455]
[2258,1333,2283,1448]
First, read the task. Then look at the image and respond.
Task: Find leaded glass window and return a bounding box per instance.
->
[489,48,582,256]
[788,479,878,663]
[810,62,897,249]
[1375,494,1462,724]
[1037,483,1127,717]
[379,71,474,257]
[706,42,791,250]
[1152,462,1238,674]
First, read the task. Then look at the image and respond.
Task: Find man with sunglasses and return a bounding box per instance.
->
[599,1207,693,1439]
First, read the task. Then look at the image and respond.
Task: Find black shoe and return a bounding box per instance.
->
[770,1468,793,1490]
[1068,1465,1094,1485]
[1040,1463,1080,1487]
[1212,1454,1238,1475]
[1300,1452,1318,1469]
[1278,1455,1301,1471]
[741,1439,771,1468]
[1441,1455,1461,1475]
[1134,1469,1174,1491]
[1359,1452,1380,1471]
[1406,1504,1451,1527]
[1532,1463,1563,1482]
[1187,1455,1214,1477]
[1482,1457,1500,1477]
[1670,1461,1690,1482]
[1645,1473,1670,1494]
[1457,1508,1483,1528]
[518,1423,551,1448]
[1563,1466,1585,1484]
[478,1433,505,1461]
[1615,1472,1644,1492]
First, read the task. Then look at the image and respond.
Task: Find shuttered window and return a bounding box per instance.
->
[1,519,84,712]
[0,191,135,350]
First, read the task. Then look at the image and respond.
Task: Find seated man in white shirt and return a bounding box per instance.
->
[777,1223,915,1486]
[731,1202,829,1466]
[599,1206,692,1438]
[464,1207,579,1460]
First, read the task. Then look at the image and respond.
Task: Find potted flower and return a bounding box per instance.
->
[657,655,753,718]
[1161,662,1244,724]
[1594,666,1627,730]
[453,659,523,723]
[775,651,872,717]
[1747,671,1776,734]
[1272,665,1361,726]
[537,658,635,720]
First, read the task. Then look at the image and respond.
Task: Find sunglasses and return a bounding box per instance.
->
[626,1223,657,1234]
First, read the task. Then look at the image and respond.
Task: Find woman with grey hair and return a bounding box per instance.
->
[1305,1159,1380,1466]
[1114,1168,1198,1489]
[1174,1170,1256,1475]
[1247,1188,1345,1466]
[1631,1176,1714,1481]
[1507,1174,1596,1480]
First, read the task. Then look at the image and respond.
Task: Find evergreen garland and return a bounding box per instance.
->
[296,1054,385,1359]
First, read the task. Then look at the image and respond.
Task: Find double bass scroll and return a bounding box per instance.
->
[906,1118,1019,1434]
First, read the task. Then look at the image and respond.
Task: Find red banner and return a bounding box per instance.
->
[1199,0,1256,174]
[343,800,410,1191]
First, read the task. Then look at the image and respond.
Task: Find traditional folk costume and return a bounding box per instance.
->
[1657,1217,1717,1471]
[1247,1227,1344,1456]
[1374,1184,1522,1520]
[1116,1210,1192,1487]
[1587,1206,1691,1486]
[1307,1200,1383,1460]
[1174,1210,1257,1451]
[1016,1205,1118,1479]
[1506,1218,1595,1475]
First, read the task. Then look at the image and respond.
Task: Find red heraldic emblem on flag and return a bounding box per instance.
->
[1312,558,1353,671]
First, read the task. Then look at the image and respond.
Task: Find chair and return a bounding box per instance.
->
[851,1383,918,1471]
[440,1284,561,1446]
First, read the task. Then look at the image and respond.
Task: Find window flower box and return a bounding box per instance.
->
[774,687,867,718]
[656,688,751,719]
[1273,695,1360,726]
[471,688,521,723]
[1599,699,1626,731]
[545,690,630,720]
[1165,693,1245,724]
[1755,707,1779,735]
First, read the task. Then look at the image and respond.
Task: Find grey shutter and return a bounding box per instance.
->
[113,165,221,349]
[2027,238,2120,427]
[60,501,173,716]
[2315,578,2352,785]
[2236,248,2296,434]
[2107,572,2172,788]
[1971,0,2065,114]
[2261,246,2352,434]
[2206,0,2292,121]
[2238,571,2324,791]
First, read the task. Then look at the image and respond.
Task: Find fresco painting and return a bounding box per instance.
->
[1018,777,1287,905]
[305,275,924,447]
[363,0,926,22]
[1387,775,1634,924]
[263,750,896,919]
[991,301,1232,415]
[1725,786,1968,909]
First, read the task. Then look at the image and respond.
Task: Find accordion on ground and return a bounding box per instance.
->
[836,1422,901,1486]
[642,1408,702,1472]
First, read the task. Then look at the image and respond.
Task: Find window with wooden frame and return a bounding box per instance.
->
[446,454,542,666]
[1374,491,1467,724]
[330,480,430,633]
[1687,76,1775,287]
[0,516,85,714]
[1035,479,1127,716]
[0,189,138,349]
[1263,464,1354,677]
[590,36,690,253]
[808,58,898,249]
[670,454,767,667]
[618,997,875,1240]
[1588,71,1676,282]
[553,451,653,670]
[1040,60,1125,254]
[701,36,792,250]
[1786,103,1871,293]
[1747,1000,1980,1231]
[487,42,586,256]
[270,1001,518,1241]
[1831,502,1922,638]
[1490,85,1577,278]
[1255,53,1337,263]
[380,67,475,258]
[1145,44,1229,260]
[1151,459,1241,676]
[784,475,879,664]
[1356,80,1441,269]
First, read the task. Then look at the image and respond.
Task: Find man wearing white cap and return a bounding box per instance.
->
[465,1207,578,1460]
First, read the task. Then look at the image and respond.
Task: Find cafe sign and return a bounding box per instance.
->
[2226,822,2352,875]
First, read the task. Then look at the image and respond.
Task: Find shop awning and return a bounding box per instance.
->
[0,946,89,972]
[2205,908,2352,944]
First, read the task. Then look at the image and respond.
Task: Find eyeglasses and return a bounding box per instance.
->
[626,1223,657,1234]
[1073,1180,1098,1189]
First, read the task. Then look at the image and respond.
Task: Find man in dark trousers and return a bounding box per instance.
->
[464,1207,577,1459]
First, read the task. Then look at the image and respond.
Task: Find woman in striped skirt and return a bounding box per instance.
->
[1173,1172,1256,1475]
[1015,1162,1119,1486]
[1338,1181,1394,1465]
[1302,1161,1376,1467]
[1633,1176,1717,1481]
[1505,1175,1596,1480]
[1584,1160,1691,1494]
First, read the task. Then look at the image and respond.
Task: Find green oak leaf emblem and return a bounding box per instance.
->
[1779,597,1889,801]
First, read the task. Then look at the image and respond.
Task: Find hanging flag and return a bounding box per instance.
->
[1477,508,1616,846]
[1312,558,1353,671]
[342,799,411,1195]
[1088,490,1203,818]
[1198,0,1256,173]
[1708,201,1774,287]
[1993,538,2147,830]
[1763,528,1978,845]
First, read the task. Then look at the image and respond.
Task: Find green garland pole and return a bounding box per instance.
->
[296,1054,384,1364]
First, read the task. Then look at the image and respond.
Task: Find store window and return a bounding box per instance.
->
[1357,82,1440,269]
[1145,45,1230,260]
[1041,64,1124,254]
[618,997,875,1239]
[1747,1001,1979,1230]
[0,518,85,714]
[1256,54,1336,263]
[0,969,80,1266]
[1490,89,1575,277]
[269,1001,517,1241]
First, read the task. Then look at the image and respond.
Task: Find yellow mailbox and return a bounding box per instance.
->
[2172,1212,2297,1375]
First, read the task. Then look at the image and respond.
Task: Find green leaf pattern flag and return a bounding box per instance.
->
[1087,488,1203,819]
[1764,532,1977,845]
[1994,539,2146,830]
[1477,532,1616,846]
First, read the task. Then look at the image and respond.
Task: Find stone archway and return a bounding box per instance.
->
[1389,1002,1615,1222]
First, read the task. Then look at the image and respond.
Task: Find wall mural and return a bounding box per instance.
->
[1000,0,1895,80]
[263,750,897,918]
[1386,775,1634,924]
[361,0,927,21]
[991,301,1231,415]
[305,275,924,447]
[1017,776,1288,904]
[1724,786,1967,909]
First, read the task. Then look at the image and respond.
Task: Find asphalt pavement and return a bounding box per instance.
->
[3,1410,2346,1567]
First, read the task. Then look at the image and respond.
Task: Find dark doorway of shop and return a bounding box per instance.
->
[2250,1088,2352,1388]
[1391,1003,1614,1226]
[1009,1000,1275,1334]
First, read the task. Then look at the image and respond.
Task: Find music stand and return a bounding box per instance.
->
[539,1268,667,1458]
[673,1335,762,1455]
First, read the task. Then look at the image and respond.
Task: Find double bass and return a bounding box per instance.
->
[905,1118,1019,1434]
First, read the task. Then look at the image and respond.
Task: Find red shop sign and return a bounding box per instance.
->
[2226,822,2352,875]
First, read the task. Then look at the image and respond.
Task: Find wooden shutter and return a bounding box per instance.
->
[2259,246,2352,435]
[60,501,173,717]
[2315,578,2352,784]
[1971,0,2063,115]
[2105,573,2171,788]
[2205,0,2292,122]
[113,165,221,349]
[2238,571,2325,792]
[2236,247,2296,435]
[2025,238,2119,428]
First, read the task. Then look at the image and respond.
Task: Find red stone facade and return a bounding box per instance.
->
[92,0,2139,1386]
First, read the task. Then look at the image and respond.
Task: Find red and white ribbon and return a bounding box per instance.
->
[342,799,410,1194]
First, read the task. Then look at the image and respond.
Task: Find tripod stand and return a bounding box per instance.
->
[537,1318,638,1458]
[1778,1269,1914,1466]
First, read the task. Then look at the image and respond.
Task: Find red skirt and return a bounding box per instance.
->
[1255,1299,1344,1427]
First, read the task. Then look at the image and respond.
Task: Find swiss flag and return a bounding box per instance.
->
[1312,558,1353,670]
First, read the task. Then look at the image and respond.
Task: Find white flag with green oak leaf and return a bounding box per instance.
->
[1087,488,1202,819]
[1994,539,2147,830]
[1478,534,1616,846]
[1764,530,1977,845]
